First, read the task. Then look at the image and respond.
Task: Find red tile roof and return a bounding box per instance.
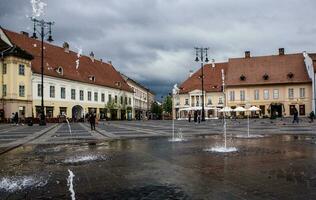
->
[2,28,133,92]
[226,53,311,86]
[179,62,228,94]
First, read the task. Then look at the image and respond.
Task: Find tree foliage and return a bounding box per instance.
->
[151,102,163,119]
[163,95,172,114]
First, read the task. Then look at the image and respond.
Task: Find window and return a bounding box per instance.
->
[207,98,212,105]
[115,95,117,103]
[299,88,305,98]
[18,64,25,75]
[37,84,42,97]
[120,96,123,104]
[71,89,76,100]
[88,91,92,101]
[3,85,7,97]
[240,90,245,101]
[273,89,279,99]
[108,94,112,103]
[80,90,84,101]
[19,85,25,97]
[101,93,105,102]
[288,88,294,99]
[129,97,131,105]
[125,97,128,105]
[50,86,55,98]
[94,92,98,101]
[3,63,7,74]
[263,89,269,100]
[61,87,66,99]
[229,91,235,101]
[185,99,189,105]
[218,97,223,104]
[254,90,259,100]
[59,107,67,115]
[46,106,54,118]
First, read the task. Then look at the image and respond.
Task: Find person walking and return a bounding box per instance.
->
[194,111,197,123]
[197,111,201,124]
[10,113,15,124]
[89,112,96,131]
[292,108,299,124]
[188,112,191,123]
[14,112,19,125]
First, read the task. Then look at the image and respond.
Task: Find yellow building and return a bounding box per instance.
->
[226,49,314,117]
[176,49,316,119]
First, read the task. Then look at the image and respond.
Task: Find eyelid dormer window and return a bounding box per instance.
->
[89,75,96,82]
[56,66,63,75]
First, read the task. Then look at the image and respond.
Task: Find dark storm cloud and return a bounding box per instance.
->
[1,0,316,98]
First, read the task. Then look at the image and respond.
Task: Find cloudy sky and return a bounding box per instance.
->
[1,0,316,99]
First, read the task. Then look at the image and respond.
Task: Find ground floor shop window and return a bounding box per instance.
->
[299,105,305,116]
[88,107,97,114]
[99,108,107,119]
[46,107,54,118]
[60,107,67,116]
[35,106,42,118]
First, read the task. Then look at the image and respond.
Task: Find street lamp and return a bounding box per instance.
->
[194,47,209,121]
[31,17,54,126]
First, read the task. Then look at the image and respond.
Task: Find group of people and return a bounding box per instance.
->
[188,111,201,124]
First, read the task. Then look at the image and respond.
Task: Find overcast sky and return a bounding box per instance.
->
[1,0,316,99]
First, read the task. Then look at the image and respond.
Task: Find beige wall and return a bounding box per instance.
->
[0,56,33,118]
[226,83,312,116]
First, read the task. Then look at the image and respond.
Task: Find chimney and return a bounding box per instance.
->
[245,51,251,58]
[89,51,95,62]
[211,59,215,68]
[63,42,69,53]
[189,70,193,77]
[278,48,285,56]
[108,60,112,65]
[20,31,29,37]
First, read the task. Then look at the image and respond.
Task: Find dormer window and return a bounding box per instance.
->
[115,81,121,87]
[240,74,246,81]
[89,75,96,82]
[263,73,269,80]
[287,72,294,79]
[56,67,63,75]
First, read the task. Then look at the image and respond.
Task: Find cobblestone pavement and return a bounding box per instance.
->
[0,118,315,149]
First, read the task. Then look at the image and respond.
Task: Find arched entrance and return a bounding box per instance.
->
[72,105,83,122]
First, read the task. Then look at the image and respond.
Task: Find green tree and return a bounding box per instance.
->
[163,95,172,114]
[151,102,163,119]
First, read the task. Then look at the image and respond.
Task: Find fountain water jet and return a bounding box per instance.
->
[67,169,76,200]
[205,69,237,153]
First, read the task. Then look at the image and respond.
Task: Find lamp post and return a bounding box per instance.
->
[31,18,54,126]
[194,47,209,121]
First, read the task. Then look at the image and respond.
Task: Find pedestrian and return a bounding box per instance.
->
[309,111,315,123]
[14,112,19,125]
[89,112,96,131]
[194,111,197,123]
[188,112,191,123]
[197,112,201,124]
[20,112,25,126]
[292,108,299,124]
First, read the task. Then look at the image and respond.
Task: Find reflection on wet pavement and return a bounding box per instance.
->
[0,135,316,199]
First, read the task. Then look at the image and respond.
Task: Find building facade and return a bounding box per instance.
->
[175,63,227,119]
[0,27,134,121]
[175,49,316,119]
[121,74,155,120]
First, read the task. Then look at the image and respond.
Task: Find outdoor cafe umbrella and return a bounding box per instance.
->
[233,106,247,112]
[219,107,233,113]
